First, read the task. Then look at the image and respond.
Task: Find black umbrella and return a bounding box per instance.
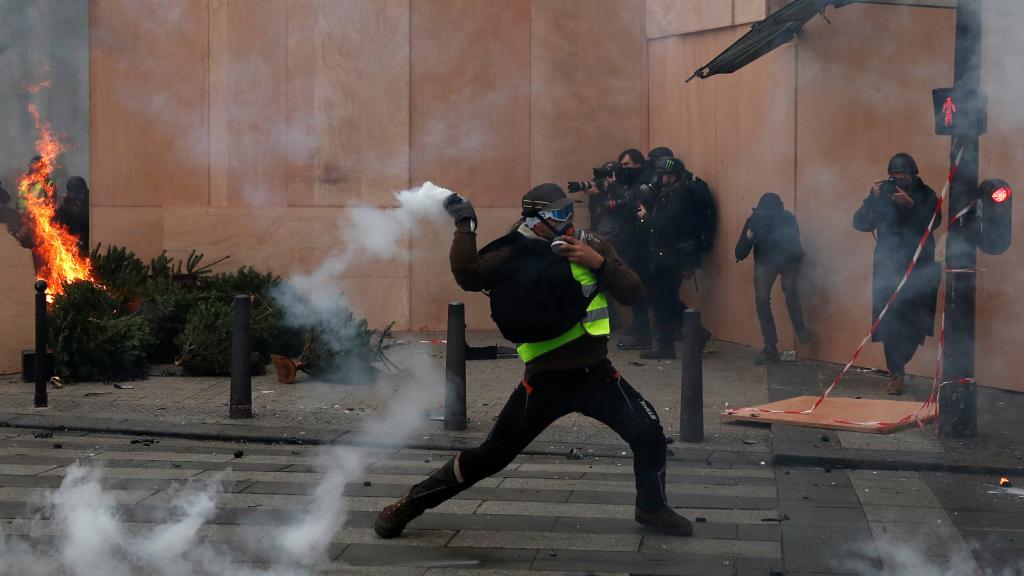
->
[687,0,856,82]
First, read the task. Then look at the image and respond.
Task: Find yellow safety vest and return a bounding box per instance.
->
[516,262,610,363]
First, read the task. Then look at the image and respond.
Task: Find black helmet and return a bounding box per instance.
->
[887,153,918,176]
[654,156,686,177]
[647,146,675,162]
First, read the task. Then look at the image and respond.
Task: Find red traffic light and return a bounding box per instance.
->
[991,186,1011,204]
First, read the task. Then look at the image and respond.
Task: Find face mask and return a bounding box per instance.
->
[615,165,641,185]
[890,174,914,189]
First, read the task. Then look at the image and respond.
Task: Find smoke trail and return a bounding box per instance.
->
[271,181,453,381]
[272,349,435,564]
[0,350,437,576]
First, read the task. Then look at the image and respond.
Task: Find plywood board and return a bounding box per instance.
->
[313,0,409,207]
[209,0,289,208]
[90,0,209,207]
[794,5,955,377]
[646,0,733,39]
[163,207,410,329]
[90,207,165,262]
[722,396,936,434]
[410,0,530,209]
[0,227,35,374]
[531,0,648,204]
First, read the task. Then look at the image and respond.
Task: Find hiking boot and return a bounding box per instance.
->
[374,458,464,539]
[635,507,693,537]
[640,348,676,360]
[887,374,905,395]
[618,337,654,351]
[797,328,815,344]
[754,347,780,365]
[374,493,425,539]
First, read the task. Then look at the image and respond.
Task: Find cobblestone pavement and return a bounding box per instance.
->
[2,430,1022,574]
[0,430,783,575]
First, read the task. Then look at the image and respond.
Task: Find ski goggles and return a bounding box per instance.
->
[539,204,573,222]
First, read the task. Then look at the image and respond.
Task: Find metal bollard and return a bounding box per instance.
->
[229,294,252,419]
[679,308,704,443]
[444,302,467,431]
[34,280,48,408]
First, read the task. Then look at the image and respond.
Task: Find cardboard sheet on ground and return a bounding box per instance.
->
[721,396,935,434]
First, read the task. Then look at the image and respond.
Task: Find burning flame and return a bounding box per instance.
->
[17,104,92,296]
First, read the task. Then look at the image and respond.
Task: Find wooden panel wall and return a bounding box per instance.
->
[646,0,767,40]
[0,229,34,374]
[649,27,797,349]
[794,5,955,378]
[90,0,647,332]
[408,0,531,331]
[91,0,209,207]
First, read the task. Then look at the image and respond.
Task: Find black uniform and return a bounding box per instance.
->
[735,193,809,352]
[853,176,941,376]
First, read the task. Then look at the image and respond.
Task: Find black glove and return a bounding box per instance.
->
[443,193,477,229]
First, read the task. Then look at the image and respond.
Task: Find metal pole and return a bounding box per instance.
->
[680,308,704,443]
[229,294,252,419]
[34,280,47,408]
[444,301,467,431]
[941,0,982,438]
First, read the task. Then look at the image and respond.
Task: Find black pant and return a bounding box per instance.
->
[883,339,919,376]
[614,234,652,339]
[455,361,669,512]
[754,259,807,348]
[650,265,687,350]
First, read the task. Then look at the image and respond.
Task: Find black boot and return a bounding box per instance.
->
[754,346,780,365]
[374,457,464,538]
[635,506,693,537]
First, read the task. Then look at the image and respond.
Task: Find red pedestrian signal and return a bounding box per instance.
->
[933,87,987,136]
[978,179,1013,255]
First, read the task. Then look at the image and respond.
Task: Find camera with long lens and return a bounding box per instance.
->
[567,162,619,193]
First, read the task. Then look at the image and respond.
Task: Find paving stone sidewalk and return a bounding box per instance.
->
[0,334,775,463]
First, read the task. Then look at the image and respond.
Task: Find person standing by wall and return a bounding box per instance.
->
[735,193,813,364]
[853,153,941,395]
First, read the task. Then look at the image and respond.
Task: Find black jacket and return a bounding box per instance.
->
[853,177,941,344]
[735,193,803,265]
[645,181,701,271]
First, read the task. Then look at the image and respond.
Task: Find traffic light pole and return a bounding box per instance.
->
[940,0,982,438]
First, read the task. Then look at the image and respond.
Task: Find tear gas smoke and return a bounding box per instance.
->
[271,181,452,381]
[840,536,1023,576]
[0,182,450,574]
[0,354,437,576]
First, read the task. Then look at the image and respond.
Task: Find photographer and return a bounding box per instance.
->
[600,149,655,351]
[735,193,813,364]
[570,160,618,231]
[853,153,941,395]
[638,157,711,359]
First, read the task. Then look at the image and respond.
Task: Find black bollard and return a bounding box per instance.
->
[680,308,704,443]
[229,294,252,419]
[444,301,467,431]
[34,280,48,408]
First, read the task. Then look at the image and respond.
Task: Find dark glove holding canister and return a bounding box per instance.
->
[443,193,477,230]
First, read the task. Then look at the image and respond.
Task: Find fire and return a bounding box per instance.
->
[17,104,92,296]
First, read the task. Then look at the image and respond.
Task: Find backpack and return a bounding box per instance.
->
[481,232,593,344]
[687,176,717,254]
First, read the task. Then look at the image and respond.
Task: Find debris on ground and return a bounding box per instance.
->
[33,431,53,438]
[113,383,134,390]
[233,450,244,458]
[567,448,583,460]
